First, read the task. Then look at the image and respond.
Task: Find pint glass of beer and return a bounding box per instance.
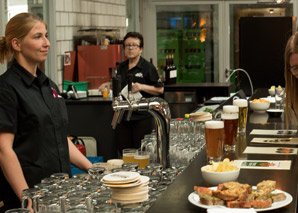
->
[205,120,224,164]
[233,99,248,134]
[222,105,239,152]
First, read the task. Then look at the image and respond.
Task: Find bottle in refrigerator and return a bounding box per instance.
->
[165,55,177,85]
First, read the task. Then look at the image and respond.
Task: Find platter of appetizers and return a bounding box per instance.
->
[188,180,292,212]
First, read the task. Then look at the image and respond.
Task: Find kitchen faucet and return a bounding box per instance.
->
[111,75,171,168]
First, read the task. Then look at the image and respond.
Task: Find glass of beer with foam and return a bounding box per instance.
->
[134,151,150,169]
[221,105,239,152]
[122,148,137,163]
[233,99,248,134]
[205,120,224,164]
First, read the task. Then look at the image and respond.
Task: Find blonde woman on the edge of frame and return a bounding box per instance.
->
[0,13,92,211]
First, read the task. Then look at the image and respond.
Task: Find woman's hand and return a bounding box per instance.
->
[132,82,143,93]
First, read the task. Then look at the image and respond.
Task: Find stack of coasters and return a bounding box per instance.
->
[190,112,212,122]
[102,172,149,203]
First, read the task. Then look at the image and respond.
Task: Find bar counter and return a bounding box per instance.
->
[148,89,298,213]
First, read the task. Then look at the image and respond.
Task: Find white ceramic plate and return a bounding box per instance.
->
[188,186,293,212]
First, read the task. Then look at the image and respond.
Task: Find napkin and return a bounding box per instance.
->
[121,84,142,101]
[207,208,257,213]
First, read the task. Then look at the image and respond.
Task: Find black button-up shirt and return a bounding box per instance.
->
[117,56,163,120]
[0,60,71,189]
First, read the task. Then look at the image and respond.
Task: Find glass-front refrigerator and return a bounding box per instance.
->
[156,4,219,83]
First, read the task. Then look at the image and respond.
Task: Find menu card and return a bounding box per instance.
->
[251,137,298,145]
[250,129,297,136]
[234,160,291,170]
[243,146,298,155]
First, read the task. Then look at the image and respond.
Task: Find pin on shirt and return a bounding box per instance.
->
[51,88,62,98]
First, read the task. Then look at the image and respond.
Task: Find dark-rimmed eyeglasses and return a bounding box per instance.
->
[124,44,140,49]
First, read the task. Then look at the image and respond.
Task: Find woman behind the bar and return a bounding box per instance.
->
[284,32,298,125]
[0,13,92,211]
[99,32,164,154]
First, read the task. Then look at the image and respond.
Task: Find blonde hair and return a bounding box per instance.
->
[0,13,47,64]
[284,32,298,126]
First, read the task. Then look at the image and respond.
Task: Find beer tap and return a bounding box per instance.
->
[110,75,171,168]
[125,74,134,121]
[111,75,124,129]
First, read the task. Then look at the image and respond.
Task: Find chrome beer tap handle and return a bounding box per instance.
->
[110,75,172,168]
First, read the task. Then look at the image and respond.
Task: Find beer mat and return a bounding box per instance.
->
[243,146,298,155]
[250,129,297,136]
[233,160,291,170]
[251,137,298,145]
[102,171,140,183]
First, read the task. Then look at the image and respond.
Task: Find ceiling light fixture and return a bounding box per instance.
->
[275,0,285,3]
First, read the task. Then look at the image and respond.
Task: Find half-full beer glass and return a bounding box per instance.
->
[221,105,239,152]
[122,149,137,163]
[134,151,150,169]
[233,99,248,134]
[205,120,224,164]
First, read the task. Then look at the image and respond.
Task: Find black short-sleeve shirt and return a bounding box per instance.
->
[117,56,163,120]
[0,60,71,189]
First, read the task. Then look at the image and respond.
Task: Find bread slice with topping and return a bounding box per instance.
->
[199,194,225,206]
[194,186,213,196]
[271,193,286,203]
[218,182,252,194]
[227,200,252,208]
[250,198,272,209]
[257,180,276,191]
[213,187,248,201]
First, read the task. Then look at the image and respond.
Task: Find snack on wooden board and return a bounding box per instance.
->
[194,180,286,209]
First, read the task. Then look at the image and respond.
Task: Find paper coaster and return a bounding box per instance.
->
[251,137,298,145]
[102,172,140,184]
[234,160,291,170]
[250,129,297,136]
[244,146,298,155]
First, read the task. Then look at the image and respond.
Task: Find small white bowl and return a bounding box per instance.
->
[249,101,270,113]
[201,166,240,186]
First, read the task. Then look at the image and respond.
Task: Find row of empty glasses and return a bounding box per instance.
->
[141,116,208,168]
[17,160,184,213]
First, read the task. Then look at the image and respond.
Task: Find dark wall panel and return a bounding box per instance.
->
[239,17,292,96]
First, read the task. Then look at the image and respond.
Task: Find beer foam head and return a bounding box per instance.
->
[223,105,239,113]
[221,112,238,120]
[233,99,248,107]
[205,120,224,129]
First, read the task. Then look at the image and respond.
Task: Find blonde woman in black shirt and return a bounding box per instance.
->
[0,13,92,211]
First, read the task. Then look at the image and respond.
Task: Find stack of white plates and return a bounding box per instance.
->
[189,112,212,122]
[102,172,149,203]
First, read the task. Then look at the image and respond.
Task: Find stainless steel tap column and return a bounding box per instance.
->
[111,75,171,168]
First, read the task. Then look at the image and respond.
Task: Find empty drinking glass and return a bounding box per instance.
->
[88,165,105,179]
[5,209,30,213]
